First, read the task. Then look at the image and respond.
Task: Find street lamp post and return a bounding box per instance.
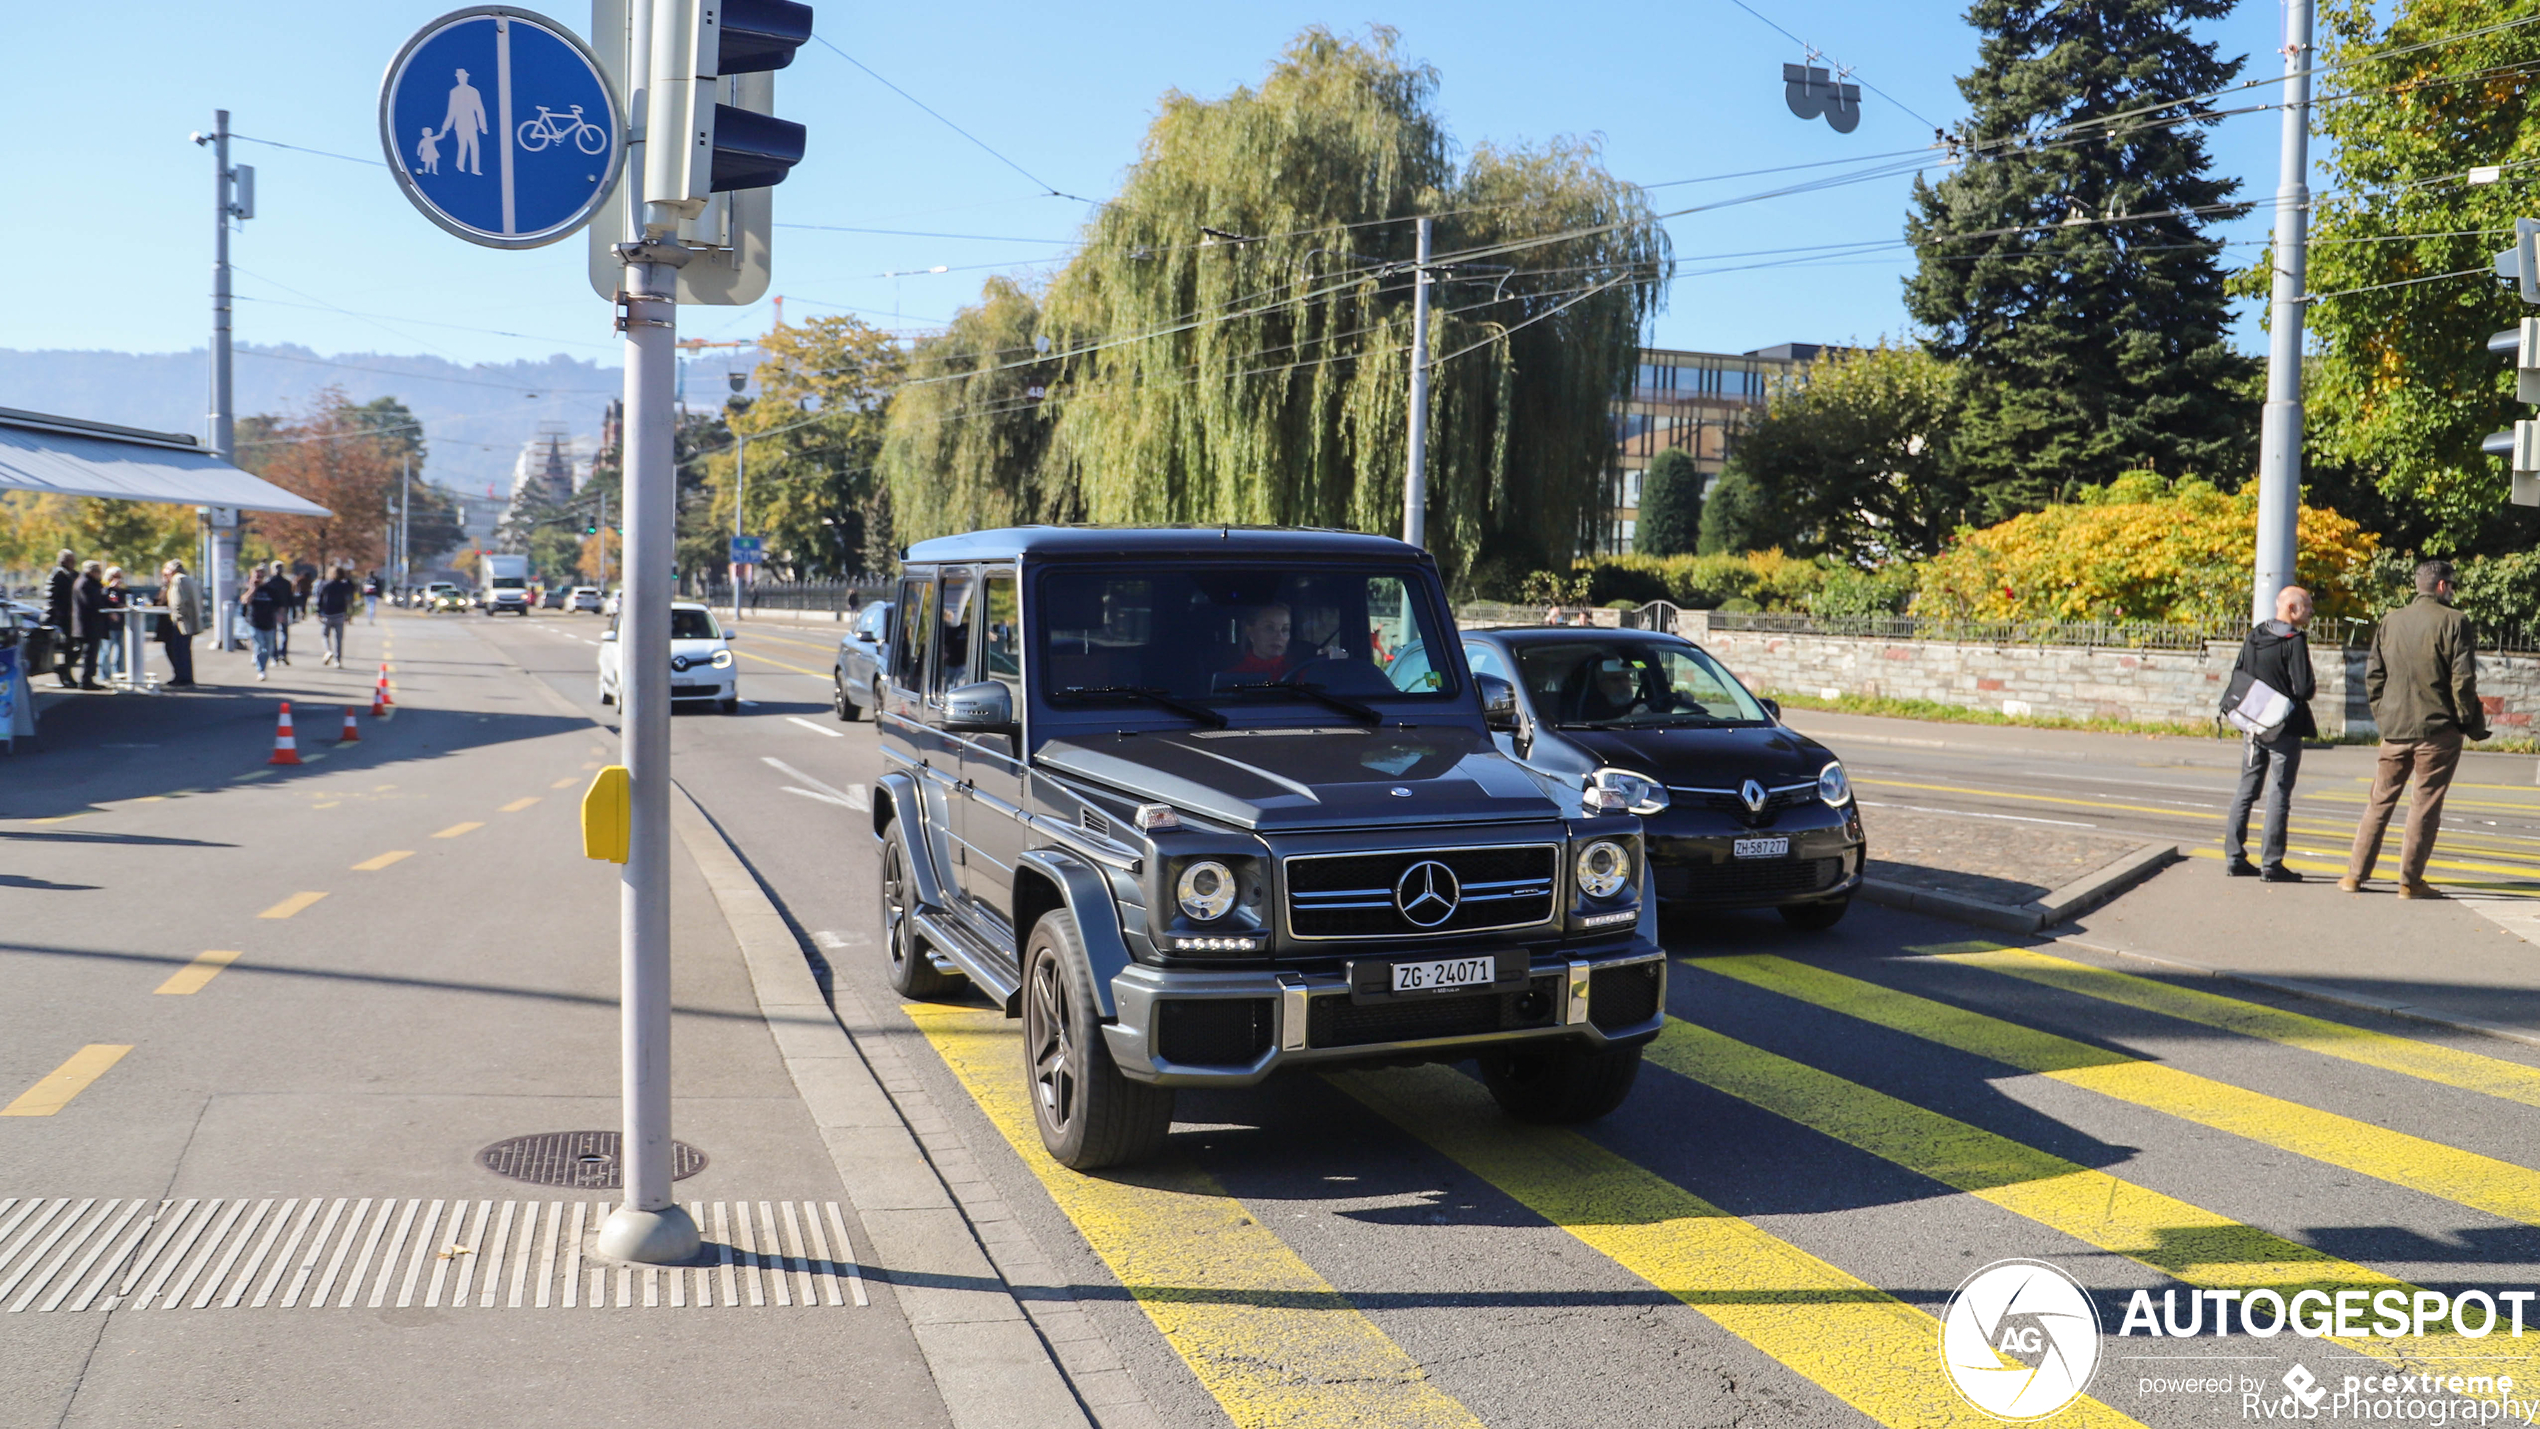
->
[2251,0,2313,624]
[728,369,748,629]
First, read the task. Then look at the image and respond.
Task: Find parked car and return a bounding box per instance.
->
[832,599,893,721]
[568,586,603,613]
[873,527,1665,1171]
[597,600,738,713]
[1460,627,1864,929]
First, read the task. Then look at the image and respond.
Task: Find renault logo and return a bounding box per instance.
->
[1740,778,1767,813]
[1394,860,1462,927]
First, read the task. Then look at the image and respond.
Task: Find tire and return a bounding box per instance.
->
[1779,896,1851,931]
[720,696,740,714]
[1023,911,1175,1170]
[833,671,861,722]
[880,833,963,999]
[1478,1042,1644,1124]
[598,676,614,707]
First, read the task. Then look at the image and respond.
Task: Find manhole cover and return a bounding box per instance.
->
[476,1131,707,1189]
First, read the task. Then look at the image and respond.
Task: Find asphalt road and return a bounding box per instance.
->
[19,609,2540,1429]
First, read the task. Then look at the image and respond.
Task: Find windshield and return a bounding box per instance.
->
[493,577,526,588]
[1038,565,1456,712]
[1513,640,1767,727]
[670,608,723,641]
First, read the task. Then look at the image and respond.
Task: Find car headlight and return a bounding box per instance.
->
[1176,860,1237,921]
[1589,768,1670,816]
[1576,839,1632,900]
[711,648,734,669]
[1818,761,1851,807]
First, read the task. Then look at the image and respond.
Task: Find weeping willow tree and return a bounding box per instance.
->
[882,26,1667,588]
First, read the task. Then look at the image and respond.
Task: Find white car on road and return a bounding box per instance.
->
[567,586,603,613]
[598,600,738,713]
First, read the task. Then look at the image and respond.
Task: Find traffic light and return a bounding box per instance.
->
[585,522,601,537]
[2487,219,2540,505]
[645,0,813,217]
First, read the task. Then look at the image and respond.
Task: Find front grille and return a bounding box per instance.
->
[1308,975,1563,1049]
[1678,786,1816,816]
[1589,964,1662,1031]
[1286,844,1557,939]
[1155,998,1273,1067]
[1655,856,1844,904]
[670,683,719,697]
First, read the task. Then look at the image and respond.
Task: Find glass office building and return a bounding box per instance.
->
[1602,343,1826,554]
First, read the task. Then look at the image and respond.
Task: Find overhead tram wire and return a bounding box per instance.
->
[810,36,1103,206]
[1720,0,1941,130]
[229,134,387,168]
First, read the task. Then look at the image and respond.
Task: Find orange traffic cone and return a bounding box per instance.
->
[269,702,302,765]
[372,663,394,719]
[338,706,361,743]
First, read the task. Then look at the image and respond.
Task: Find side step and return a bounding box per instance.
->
[908,908,1022,1009]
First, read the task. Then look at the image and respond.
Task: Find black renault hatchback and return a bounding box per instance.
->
[1459,627,1866,928]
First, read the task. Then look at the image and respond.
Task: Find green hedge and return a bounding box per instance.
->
[1571,551,1913,615]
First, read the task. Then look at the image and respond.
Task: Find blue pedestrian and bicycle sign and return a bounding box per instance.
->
[730,536,765,564]
[379,6,623,249]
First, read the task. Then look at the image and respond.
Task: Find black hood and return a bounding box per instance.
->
[1555,724,1832,789]
[1035,725,1561,832]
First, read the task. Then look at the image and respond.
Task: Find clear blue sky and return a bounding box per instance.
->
[5,0,2293,372]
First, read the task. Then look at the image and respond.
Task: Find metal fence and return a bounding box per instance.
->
[687,578,889,613]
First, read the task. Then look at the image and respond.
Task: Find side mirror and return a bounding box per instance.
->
[944,680,1015,731]
[1759,697,1781,721]
[1477,673,1520,732]
[724,631,739,640]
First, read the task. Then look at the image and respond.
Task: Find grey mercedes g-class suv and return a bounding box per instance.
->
[871,527,1668,1169]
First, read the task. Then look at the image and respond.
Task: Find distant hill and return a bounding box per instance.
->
[0,344,770,499]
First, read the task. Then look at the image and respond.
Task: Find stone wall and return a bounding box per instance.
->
[1678,611,2540,740]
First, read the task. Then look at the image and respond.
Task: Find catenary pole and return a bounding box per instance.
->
[206,109,241,650]
[596,0,698,1267]
[2252,0,2313,625]
[1402,216,1432,549]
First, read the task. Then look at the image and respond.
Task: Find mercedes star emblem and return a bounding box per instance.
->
[1394,859,1462,927]
[1740,778,1767,813]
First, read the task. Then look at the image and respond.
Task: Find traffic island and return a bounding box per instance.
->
[1856,805,2178,934]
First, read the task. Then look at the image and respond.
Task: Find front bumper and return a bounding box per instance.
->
[1100,939,1667,1087]
[1645,807,1865,908]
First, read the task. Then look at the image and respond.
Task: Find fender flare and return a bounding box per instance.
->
[1015,847,1136,1021]
[871,770,950,911]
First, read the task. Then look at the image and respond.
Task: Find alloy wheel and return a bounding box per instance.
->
[1028,954,1078,1134]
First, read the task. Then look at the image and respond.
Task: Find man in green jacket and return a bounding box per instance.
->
[2342,559,2490,897]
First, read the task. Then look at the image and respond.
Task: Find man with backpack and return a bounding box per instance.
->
[2222,585,2317,882]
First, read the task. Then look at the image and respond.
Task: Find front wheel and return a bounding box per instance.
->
[881,833,962,999]
[719,696,739,714]
[1478,1042,1643,1124]
[833,672,861,722]
[1779,896,1851,932]
[1023,912,1175,1170]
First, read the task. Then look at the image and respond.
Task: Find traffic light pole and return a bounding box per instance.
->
[2251,0,2312,625]
[1402,216,1432,550]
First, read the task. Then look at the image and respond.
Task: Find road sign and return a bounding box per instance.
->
[729,535,764,563]
[380,6,624,249]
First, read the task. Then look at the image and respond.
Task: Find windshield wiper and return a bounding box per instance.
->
[1560,715,1733,730]
[1060,684,1229,730]
[1216,679,1384,727]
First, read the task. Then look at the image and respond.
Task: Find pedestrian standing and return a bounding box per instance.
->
[160,558,200,687]
[317,564,356,666]
[2342,559,2492,898]
[363,571,382,624]
[43,549,76,688]
[247,563,283,680]
[96,566,129,683]
[2223,586,2317,881]
[264,565,299,667]
[69,559,106,690]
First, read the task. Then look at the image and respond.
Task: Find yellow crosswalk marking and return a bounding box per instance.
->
[431,822,483,839]
[1697,955,2540,1232]
[257,891,328,919]
[155,950,243,995]
[1937,945,2540,1109]
[351,851,412,871]
[3,1045,132,1116]
[1333,1064,2146,1429]
[499,797,540,813]
[905,1005,1485,1429]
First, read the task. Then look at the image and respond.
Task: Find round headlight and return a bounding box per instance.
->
[1589,768,1670,817]
[712,648,734,669]
[1576,839,1631,900]
[1176,860,1237,921]
[1818,761,1851,807]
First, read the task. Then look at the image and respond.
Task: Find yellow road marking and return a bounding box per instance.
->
[1861,776,2540,855]
[739,627,845,654]
[735,648,831,680]
[258,891,328,919]
[155,950,244,996]
[2,1045,133,1116]
[906,1004,1486,1429]
[1698,955,2540,1231]
[351,851,413,872]
[1333,1063,2148,1429]
[26,813,86,823]
[431,822,484,839]
[550,777,578,790]
[231,770,271,783]
[2179,844,2540,893]
[499,797,540,813]
[1940,945,2540,1109]
[1642,1019,2500,1376]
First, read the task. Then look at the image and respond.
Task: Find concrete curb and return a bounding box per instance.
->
[669,785,1095,1429]
[2051,933,2540,1052]
[1859,841,2178,936]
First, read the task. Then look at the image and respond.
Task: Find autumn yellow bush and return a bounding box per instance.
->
[1910,471,2379,624]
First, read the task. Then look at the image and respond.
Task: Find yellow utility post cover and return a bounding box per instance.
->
[582,765,631,863]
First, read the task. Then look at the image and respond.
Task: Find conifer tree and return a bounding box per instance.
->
[1634,448,1702,556]
[1904,0,2254,516]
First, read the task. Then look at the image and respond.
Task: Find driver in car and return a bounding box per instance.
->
[1225,603,1297,678]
